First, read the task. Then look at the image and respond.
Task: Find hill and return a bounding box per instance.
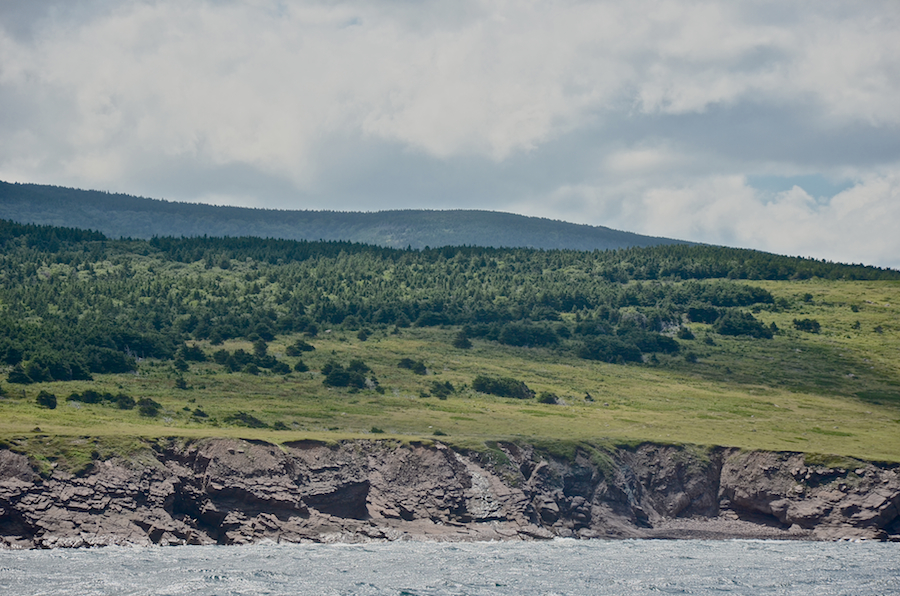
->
[0,180,685,250]
[2,217,900,546]
[1,218,898,459]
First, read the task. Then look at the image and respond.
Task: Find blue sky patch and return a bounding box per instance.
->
[747,174,855,199]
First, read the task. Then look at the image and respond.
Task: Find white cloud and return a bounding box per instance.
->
[516,172,900,269]
[0,0,899,266]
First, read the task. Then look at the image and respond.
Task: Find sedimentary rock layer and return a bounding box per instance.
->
[2,439,899,548]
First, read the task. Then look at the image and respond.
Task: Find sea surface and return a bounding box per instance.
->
[2,539,899,596]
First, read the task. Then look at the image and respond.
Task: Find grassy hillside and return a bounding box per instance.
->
[0,180,684,250]
[1,220,898,465]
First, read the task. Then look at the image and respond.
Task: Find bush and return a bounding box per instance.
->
[293,360,308,372]
[687,305,719,324]
[322,362,367,389]
[577,337,642,363]
[452,331,472,349]
[285,339,316,356]
[137,397,162,417]
[271,361,291,374]
[793,318,821,333]
[179,344,207,362]
[430,380,454,399]
[7,364,32,384]
[224,411,268,428]
[83,346,136,374]
[713,311,773,339]
[472,375,535,399]
[498,323,558,348]
[536,392,558,404]
[36,390,57,409]
[114,393,135,409]
[398,358,427,375]
[677,326,695,340]
[67,389,103,404]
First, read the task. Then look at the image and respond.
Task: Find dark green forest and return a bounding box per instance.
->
[0,180,682,250]
[1,218,897,386]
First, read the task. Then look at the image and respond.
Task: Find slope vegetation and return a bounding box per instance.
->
[0,180,683,250]
[0,219,898,463]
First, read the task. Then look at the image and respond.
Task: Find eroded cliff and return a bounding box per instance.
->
[2,439,899,548]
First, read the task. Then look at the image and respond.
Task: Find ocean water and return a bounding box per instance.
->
[1,539,898,596]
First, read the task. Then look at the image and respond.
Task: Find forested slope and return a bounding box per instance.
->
[1,217,896,385]
[0,180,683,250]
[2,218,900,463]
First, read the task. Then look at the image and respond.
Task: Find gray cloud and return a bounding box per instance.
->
[1,0,899,267]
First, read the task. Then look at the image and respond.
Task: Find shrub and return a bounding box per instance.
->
[677,326,695,340]
[67,389,103,404]
[430,380,454,399]
[793,318,821,333]
[83,346,136,374]
[713,311,773,339]
[114,393,135,409]
[137,397,162,417]
[577,337,642,363]
[36,390,57,409]
[687,305,719,324]
[271,361,291,374]
[472,375,535,399]
[252,339,268,358]
[179,344,207,362]
[322,361,368,389]
[452,331,472,349]
[498,323,558,348]
[7,364,32,384]
[398,358,427,375]
[347,359,370,374]
[537,392,558,404]
[293,360,308,372]
[224,411,268,428]
[285,340,316,356]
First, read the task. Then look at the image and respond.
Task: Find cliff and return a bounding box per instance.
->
[2,439,899,548]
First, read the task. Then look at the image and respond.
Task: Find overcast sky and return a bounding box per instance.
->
[2,1,899,268]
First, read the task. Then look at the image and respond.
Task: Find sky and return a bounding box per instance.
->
[1,1,899,268]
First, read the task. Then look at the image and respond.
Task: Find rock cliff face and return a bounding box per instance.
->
[2,439,899,548]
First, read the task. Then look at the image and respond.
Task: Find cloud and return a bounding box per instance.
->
[0,0,899,267]
[514,172,900,269]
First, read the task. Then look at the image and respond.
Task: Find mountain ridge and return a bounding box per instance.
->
[0,180,689,250]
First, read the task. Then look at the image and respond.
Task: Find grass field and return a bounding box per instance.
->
[2,279,899,465]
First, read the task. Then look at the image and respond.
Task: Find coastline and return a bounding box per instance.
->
[2,438,899,549]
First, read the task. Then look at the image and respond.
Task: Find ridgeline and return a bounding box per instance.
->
[0,180,684,250]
